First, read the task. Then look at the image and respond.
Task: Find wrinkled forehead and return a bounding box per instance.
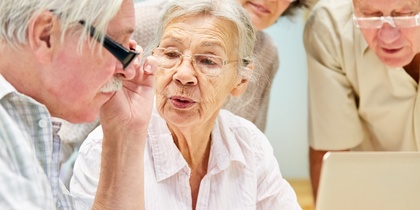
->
[163,14,238,47]
[353,0,420,13]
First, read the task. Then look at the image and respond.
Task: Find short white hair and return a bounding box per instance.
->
[0,0,123,50]
[150,0,257,79]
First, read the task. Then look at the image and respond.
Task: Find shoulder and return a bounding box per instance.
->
[254,31,279,62]
[216,110,273,154]
[305,0,353,34]
[304,0,357,63]
[253,31,279,80]
[77,126,104,159]
[256,31,278,53]
[217,109,260,131]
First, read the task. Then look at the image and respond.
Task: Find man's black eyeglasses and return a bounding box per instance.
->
[79,20,139,69]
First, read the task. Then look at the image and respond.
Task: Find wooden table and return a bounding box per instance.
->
[287,179,315,210]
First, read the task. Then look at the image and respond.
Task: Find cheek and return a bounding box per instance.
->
[360,30,378,47]
[200,77,230,104]
[155,94,166,114]
[155,70,172,93]
[410,30,420,52]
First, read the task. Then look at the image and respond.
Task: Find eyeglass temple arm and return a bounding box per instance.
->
[79,20,138,68]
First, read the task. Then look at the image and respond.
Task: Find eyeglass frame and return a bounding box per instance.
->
[352,13,420,29]
[79,20,139,69]
[49,9,139,69]
[152,47,249,74]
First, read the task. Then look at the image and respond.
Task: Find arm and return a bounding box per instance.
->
[304,3,366,201]
[309,147,349,202]
[308,147,326,201]
[91,54,157,210]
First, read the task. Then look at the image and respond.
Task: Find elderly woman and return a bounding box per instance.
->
[70,0,301,209]
[133,0,311,132]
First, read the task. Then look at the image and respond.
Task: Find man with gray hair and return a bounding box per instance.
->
[304,0,420,201]
[0,0,157,209]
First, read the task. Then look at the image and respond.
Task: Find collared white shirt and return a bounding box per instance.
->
[71,108,301,210]
[0,74,74,209]
[304,0,420,151]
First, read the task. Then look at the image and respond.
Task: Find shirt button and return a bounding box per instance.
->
[38,119,48,128]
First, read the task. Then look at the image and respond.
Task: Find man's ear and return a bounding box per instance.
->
[230,64,254,97]
[28,11,56,64]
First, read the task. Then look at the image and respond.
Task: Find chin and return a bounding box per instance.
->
[379,56,413,68]
[375,49,414,68]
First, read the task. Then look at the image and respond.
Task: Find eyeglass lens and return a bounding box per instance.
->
[153,48,225,75]
[353,14,420,28]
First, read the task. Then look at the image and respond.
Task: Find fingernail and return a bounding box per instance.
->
[144,64,152,73]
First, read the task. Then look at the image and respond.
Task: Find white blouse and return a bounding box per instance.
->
[70,108,301,210]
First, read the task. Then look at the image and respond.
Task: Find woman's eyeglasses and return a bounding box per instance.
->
[353,13,420,29]
[152,47,244,76]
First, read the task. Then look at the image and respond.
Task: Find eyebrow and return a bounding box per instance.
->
[160,33,227,55]
[200,41,224,49]
[161,35,185,46]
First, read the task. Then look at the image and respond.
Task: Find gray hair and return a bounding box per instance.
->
[0,0,123,50]
[150,0,256,79]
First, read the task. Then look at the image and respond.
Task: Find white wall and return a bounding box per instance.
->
[264,13,309,179]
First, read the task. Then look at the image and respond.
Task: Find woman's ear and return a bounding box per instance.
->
[230,64,254,97]
[28,11,56,64]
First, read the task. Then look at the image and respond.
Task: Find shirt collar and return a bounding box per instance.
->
[148,108,247,182]
[208,113,247,174]
[147,109,188,182]
[0,74,16,99]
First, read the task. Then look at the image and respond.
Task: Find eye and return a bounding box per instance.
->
[201,58,217,65]
[393,12,415,17]
[163,50,181,59]
[363,12,382,17]
[196,55,221,67]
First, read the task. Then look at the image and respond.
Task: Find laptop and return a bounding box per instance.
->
[316,151,420,210]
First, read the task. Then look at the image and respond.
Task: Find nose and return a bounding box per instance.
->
[377,23,401,44]
[115,41,143,80]
[173,56,198,86]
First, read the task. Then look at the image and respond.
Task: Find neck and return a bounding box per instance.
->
[170,126,212,168]
[1,45,41,95]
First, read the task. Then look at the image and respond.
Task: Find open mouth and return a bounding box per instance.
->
[170,96,196,109]
[381,47,403,54]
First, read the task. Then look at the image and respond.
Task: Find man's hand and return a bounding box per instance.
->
[100,46,158,135]
[93,45,158,210]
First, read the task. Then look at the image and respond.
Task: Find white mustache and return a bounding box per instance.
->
[100,77,122,93]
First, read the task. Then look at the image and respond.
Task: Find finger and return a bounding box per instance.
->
[136,55,157,89]
[142,56,158,75]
